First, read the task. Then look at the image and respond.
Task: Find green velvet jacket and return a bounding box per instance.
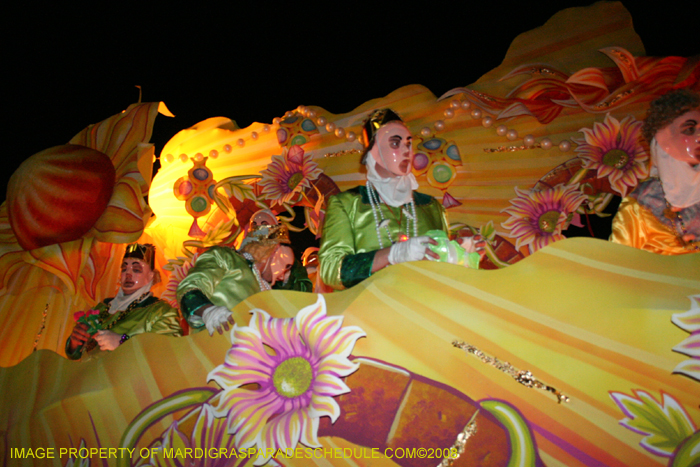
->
[65,295,182,360]
[318,186,448,289]
[176,246,311,331]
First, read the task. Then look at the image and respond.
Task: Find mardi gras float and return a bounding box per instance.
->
[1,2,699,466]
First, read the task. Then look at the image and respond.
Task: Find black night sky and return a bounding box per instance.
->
[3,2,697,241]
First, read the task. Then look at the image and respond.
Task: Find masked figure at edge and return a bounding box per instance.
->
[66,243,183,360]
[319,109,484,290]
[176,210,311,335]
[611,89,700,254]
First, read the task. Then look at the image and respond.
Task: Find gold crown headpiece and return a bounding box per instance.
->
[123,243,156,269]
[246,223,291,245]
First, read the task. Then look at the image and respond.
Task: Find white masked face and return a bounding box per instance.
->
[369,121,414,177]
[250,210,278,228]
[656,109,700,165]
[262,245,294,286]
[120,258,154,295]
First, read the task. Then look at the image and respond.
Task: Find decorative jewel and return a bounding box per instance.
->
[452,340,569,403]
[173,157,217,238]
[119,334,130,345]
[276,112,319,147]
[438,409,479,467]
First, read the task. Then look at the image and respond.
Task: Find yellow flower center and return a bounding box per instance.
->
[287,172,304,190]
[602,149,629,169]
[273,357,313,398]
[538,210,561,233]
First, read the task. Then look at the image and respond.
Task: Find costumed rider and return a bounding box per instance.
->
[242,209,312,293]
[176,210,311,335]
[318,108,485,290]
[611,89,700,254]
[66,243,183,360]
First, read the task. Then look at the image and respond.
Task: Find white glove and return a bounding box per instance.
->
[388,236,432,265]
[201,305,233,336]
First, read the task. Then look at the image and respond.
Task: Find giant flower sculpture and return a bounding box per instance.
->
[573,113,649,197]
[258,145,323,206]
[501,184,588,254]
[208,295,364,466]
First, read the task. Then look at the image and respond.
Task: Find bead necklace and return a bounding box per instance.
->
[100,291,152,331]
[663,200,700,251]
[366,181,418,249]
[84,291,151,353]
[242,252,272,291]
[658,179,700,252]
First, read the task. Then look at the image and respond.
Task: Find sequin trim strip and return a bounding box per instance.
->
[452,340,569,403]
